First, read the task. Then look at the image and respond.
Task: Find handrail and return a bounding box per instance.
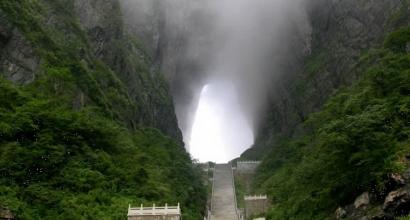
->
[230,163,241,220]
[210,164,215,220]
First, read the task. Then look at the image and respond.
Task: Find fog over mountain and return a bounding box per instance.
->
[1,0,408,218]
[120,0,310,161]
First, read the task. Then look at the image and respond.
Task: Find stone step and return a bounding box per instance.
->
[211,164,238,220]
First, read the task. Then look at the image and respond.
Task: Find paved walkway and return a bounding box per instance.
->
[211,164,238,220]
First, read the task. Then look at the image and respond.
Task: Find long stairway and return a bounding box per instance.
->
[211,164,238,220]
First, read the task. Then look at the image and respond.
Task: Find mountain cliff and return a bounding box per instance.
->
[0,0,409,219]
[0,0,182,141]
[0,0,205,219]
[242,0,410,219]
[243,0,409,158]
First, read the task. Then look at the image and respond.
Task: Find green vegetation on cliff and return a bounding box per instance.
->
[0,78,206,219]
[253,28,410,219]
[0,0,206,219]
[0,0,181,137]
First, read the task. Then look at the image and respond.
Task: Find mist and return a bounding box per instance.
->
[120,0,310,162]
[190,82,254,162]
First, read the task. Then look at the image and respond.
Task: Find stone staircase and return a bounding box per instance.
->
[211,164,239,220]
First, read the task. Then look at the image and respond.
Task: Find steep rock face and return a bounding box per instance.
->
[73,0,183,141]
[243,0,410,158]
[0,0,182,141]
[73,0,123,63]
[120,0,212,145]
[0,13,40,84]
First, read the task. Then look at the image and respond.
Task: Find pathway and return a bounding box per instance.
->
[211,164,238,220]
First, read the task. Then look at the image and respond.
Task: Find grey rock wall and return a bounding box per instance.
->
[72,0,183,142]
[0,12,40,84]
[0,0,183,142]
[243,0,410,158]
[120,0,212,145]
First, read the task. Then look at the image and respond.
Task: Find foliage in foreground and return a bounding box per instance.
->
[254,28,410,219]
[0,77,206,220]
[400,215,410,220]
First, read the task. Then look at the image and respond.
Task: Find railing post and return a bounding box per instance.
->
[153,203,155,215]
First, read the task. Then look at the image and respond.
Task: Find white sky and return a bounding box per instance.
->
[189,82,254,163]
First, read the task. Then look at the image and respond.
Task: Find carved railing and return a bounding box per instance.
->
[128,203,181,216]
[244,195,268,200]
[231,163,242,220]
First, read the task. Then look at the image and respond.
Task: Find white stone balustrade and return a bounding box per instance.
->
[244,195,268,200]
[128,203,181,220]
